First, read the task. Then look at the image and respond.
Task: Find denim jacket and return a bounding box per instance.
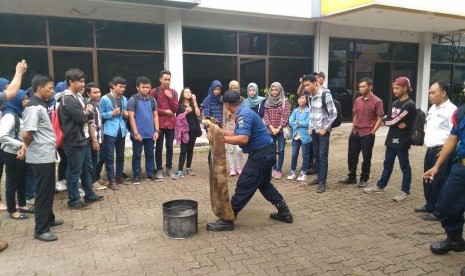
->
[100,93,128,138]
[289,106,312,144]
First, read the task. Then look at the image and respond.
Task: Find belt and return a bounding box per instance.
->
[460,158,465,167]
[427,146,442,151]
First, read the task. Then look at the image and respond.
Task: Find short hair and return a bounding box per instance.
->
[112,76,126,86]
[31,75,54,93]
[159,70,171,78]
[434,81,450,96]
[65,68,85,86]
[302,74,317,83]
[359,78,373,86]
[84,82,100,97]
[136,76,151,86]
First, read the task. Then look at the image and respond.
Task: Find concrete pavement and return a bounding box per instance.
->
[0,123,464,275]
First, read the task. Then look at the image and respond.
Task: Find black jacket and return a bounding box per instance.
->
[59,92,93,147]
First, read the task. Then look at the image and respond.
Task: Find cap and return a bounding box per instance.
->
[313,71,325,78]
[393,77,413,92]
[222,89,241,104]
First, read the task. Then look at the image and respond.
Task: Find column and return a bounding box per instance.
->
[313,21,330,87]
[164,9,184,92]
[416,32,432,111]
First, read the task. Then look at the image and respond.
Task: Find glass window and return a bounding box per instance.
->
[454,47,465,63]
[240,58,266,97]
[329,39,354,59]
[183,28,236,54]
[431,44,453,63]
[52,51,94,82]
[269,34,313,57]
[430,63,452,85]
[392,63,417,102]
[355,41,392,61]
[96,21,164,51]
[183,54,236,103]
[97,51,164,96]
[269,58,312,95]
[328,60,354,121]
[393,43,419,62]
[0,47,49,90]
[0,14,46,45]
[49,18,94,47]
[238,33,267,55]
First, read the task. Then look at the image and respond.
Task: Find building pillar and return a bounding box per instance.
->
[416,32,432,111]
[313,22,330,87]
[164,9,184,92]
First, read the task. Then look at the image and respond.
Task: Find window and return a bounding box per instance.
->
[238,33,267,55]
[269,34,313,57]
[393,62,417,102]
[53,51,94,82]
[329,39,354,59]
[0,14,46,45]
[183,28,236,54]
[95,21,164,51]
[355,41,392,61]
[269,58,312,95]
[393,43,418,62]
[431,45,453,63]
[49,18,94,47]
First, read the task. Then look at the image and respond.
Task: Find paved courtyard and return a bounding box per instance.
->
[0,124,464,275]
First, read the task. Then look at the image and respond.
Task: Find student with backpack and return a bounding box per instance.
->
[127,76,160,184]
[364,77,416,202]
[338,78,384,188]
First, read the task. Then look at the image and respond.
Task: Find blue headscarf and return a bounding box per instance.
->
[202,80,222,107]
[0,78,10,91]
[244,83,265,108]
[3,89,27,117]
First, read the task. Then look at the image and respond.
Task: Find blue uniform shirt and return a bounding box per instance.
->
[234,103,272,153]
[450,106,465,158]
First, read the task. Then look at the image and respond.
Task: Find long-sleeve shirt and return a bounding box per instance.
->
[289,106,311,144]
[0,113,23,154]
[264,100,290,136]
[384,98,416,150]
[150,86,178,130]
[202,102,223,128]
[309,90,337,132]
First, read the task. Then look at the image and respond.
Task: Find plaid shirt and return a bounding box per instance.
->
[203,102,223,127]
[309,89,337,132]
[264,100,290,135]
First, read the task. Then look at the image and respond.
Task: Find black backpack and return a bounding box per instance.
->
[401,99,426,146]
[322,91,342,128]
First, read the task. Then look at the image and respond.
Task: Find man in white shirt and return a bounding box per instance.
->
[415,81,457,220]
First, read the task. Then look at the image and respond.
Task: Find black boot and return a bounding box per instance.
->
[270,201,294,223]
[430,230,465,255]
[206,219,234,231]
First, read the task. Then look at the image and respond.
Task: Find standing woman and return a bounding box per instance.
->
[264,82,290,180]
[173,87,202,179]
[202,80,223,125]
[223,81,243,176]
[244,83,266,118]
[0,90,34,219]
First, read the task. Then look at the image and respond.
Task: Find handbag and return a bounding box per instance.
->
[281,99,292,139]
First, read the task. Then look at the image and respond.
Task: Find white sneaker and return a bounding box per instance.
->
[79,188,85,198]
[93,181,107,190]
[296,172,306,181]
[55,180,67,191]
[363,185,383,193]
[393,191,409,202]
[287,171,296,180]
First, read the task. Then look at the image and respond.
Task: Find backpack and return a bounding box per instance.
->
[51,102,64,148]
[126,94,156,132]
[322,91,342,128]
[401,99,426,146]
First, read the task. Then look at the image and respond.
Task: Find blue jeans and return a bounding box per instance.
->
[104,130,125,181]
[290,139,310,173]
[64,141,97,205]
[312,131,330,184]
[272,132,285,172]
[131,137,155,178]
[376,147,411,193]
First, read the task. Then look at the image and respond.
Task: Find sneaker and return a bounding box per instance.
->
[236,168,242,175]
[156,169,164,180]
[121,173,131,181]
[68,201,89,210]
[166,169,173,178]
[79,188,85,198]
[393,191,409,202]
[150,175,163,182]
[93,181,107,190]
[363,185,384,193]
[296,172,306,181]
[186,168,195,176]
[55,180,67,191]
[172,171,184,180]
[316,184,326,193]
[274,171,282,180]
[132,176,141,185]
[229,169,236,176]
[287,171,296,180]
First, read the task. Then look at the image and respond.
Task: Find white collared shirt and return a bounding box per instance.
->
[424,99,457,147]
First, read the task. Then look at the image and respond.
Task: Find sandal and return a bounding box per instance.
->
[10,213,28,220]
[18,207,35,214]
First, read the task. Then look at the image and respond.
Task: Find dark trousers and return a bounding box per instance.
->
[91,146,101,183]
[436,163,465,234]
[178,132,197,172]
[57,147,67,181]
[156,128,175,171]
[423,146,446,212]
[2,151,26,213]
[25,163,36,200]
[347,133,375,181]
[308,141,314,165]
[30,163,55,235]
[104,130,125,181]
[312,131,330,184]
[231,144,285,215]
[377,147,411,193]
[131,137,155,178]
[95,142,105,181]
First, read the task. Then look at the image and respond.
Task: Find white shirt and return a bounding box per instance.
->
[424,99,457,147]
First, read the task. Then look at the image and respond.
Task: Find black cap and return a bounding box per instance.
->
[313,71,325,78]
[222,89,241,104]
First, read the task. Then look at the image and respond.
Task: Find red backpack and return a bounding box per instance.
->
[51,102,64,148]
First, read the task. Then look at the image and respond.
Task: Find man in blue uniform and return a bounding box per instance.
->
[424,104,465,255]
[206,90,294,231]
